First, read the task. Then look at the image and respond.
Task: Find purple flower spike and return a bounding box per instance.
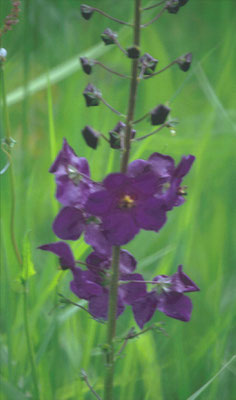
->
[132,265,199,328]
[38,241,75,270]
[49,138,92,208]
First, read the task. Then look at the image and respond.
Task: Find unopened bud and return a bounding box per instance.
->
[127,45,140,59]
[101,28,118,45]
[83,84,101,107]
[177,53,192,71]
[151,105,171,125]
[80,4,94,20]
[80,57,93,75]
[82,126,99,149]
[109,122,136,149]
[139,53,158,75]
[166,0,180,14]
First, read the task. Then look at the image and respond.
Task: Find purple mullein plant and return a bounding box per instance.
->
[39,1,199,399]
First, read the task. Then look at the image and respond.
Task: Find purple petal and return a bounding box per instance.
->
[120,273,147,304]
[171,265,200,293]
[70,268,103,300]
[157,292,193,321]
[86,251,110,272]
[38,241,75,269]
[84,223,112,256]
[102,211,140,245]
[135,197,167,231]
[53,207,85,240]
[88,291,125,320]
[174,155,195,179]
[55,176,91,207]
[148,152,175,180]
[119,250,137,273]
[132,292,158,329]
[103,173,130,192]
[85,190,114,216]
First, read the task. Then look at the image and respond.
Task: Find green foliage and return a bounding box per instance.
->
[1,0,236,399]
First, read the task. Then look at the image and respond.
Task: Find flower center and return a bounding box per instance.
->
[119,194,135,209]
[155,276,172,294]
[177,185,187,196]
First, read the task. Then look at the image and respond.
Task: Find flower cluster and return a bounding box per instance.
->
[39,139,199,328]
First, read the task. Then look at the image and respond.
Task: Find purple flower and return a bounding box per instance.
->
[38,241,75,270]
[49,138,93,208]
[132,265,199,329]
[70,250,146,320]
[85,170,167,245]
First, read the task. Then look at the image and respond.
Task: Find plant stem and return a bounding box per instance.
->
[142,1,166,11]
[104,246,121,400]
[121,0,141,174]
[143,60,177,79]
[134,122,168,141]
[99,96,126,118]
[104,2,141,400]
[141,5,166,28]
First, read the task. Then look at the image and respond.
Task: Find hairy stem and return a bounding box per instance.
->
[94,60,131,79]
[92,7,133,27]
[104,2,141,400]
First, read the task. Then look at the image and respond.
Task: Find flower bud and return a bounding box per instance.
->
[151,105,171,125]
[83,84,101,107]
[109,122,136,149]
[177,53,192,72]
[101,28,118,45]
[80,4,94,20]
[127,46,140,59]
[139,53,158,75]
[80,57,94,75]
[166,0,180,14]
[82,126,99,149]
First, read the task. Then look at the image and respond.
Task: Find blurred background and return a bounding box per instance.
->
[1,0,236,399]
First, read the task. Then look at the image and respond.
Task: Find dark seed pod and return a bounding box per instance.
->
[151,105,171,125]
[80,4,94,20]
[101,28,118,45]
[177,53,192,72]
[139,53,158,75]
[82,126,99,149]
[127,46,140,59]
[83,84,101,107]
[166,0,180,14]
[80,57,94,75]
[109,122,136,149]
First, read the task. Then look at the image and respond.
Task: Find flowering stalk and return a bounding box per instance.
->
[104,1,141,399]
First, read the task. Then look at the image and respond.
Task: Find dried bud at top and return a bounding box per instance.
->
[0,48,7,62]
[177,53,192,71]
[166,0,180,14]
[139,53,158,75]
[127,46,140,59]
[80,4,94,20]
[151,105,171,125]
[80,57,94,75]
[82,126,99,149]
[83,84,101,107]
[101,28,118,45]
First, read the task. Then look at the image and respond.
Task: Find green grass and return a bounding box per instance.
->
[1,0,236,399]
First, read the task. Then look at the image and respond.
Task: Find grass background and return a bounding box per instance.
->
[1,0,236,399]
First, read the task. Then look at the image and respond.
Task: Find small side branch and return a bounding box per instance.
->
[93,7,133,27]
[143,60,177,79]
[58,293,92,316]
[81,369,102,400]
[113,38,128,56]
[99,96,126,118]
[141,6,167,28]
[94,60,131,79]
[142,1,166,11]
[133,121,169,141]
